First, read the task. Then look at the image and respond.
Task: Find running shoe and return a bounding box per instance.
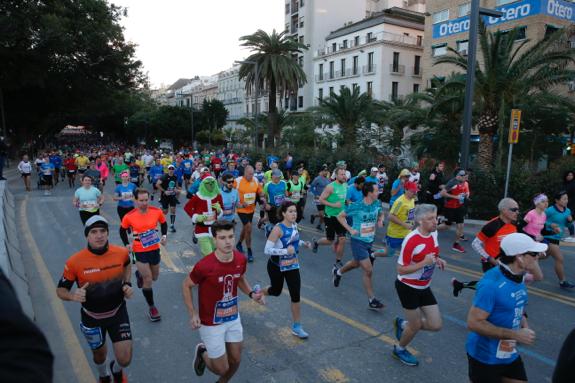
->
[135,270,143,289]
[148,306,161,322]
[452,243,465,253]
[560,280,575,289]
[312,238,319,254]
[316,224,322,231]
[368,297,384,310]
[394,317,405,341]
[109,361,124,383]
[192,235,198,244]
[459,235,468,242]
[332,266,341,287]
[236,242,244,253]
[335,260,344,269]
[99,376,112,383]
[247,248,254,263]
[291,324,309,339]
[193,343,207,376]
[257,219,264,230]
[393,345,419,366]
[310,214,316,225]
[451,278,464,297]
[170,225,176,233]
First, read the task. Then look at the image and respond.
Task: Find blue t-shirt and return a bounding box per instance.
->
[181,159,194,175]
[265,181,287,206]
[389,179,404,206]
[40,162,55,176]
[310,176,330,197]
[221,169,239,179]
[114,183,137,208]
[365,175,378,185]
[188,179,201,196]
[49,155,62,168]
[346,185,363,204]
[267,155,279,168]
[345,199,381,243]
[221,188,239,222]
[149,165,164,183]
[544,205,572,241]
[129,165,140,182]
[466,267,528,365]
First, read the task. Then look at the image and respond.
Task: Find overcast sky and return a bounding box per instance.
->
[113,0,285,88]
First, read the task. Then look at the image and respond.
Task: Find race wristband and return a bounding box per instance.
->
[249,291,255,299]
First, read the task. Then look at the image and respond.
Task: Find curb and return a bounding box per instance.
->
[0,179,35,318]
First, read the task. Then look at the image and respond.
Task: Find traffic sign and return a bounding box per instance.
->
[508,109,521,144]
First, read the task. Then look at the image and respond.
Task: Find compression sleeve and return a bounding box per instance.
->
[57,277,74,290]
[264,240,288,256]
[160,222,168,236]
[472,236,490,260]
[119,227,130,246]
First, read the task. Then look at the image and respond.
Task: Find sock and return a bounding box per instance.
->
[293,322,301,328]
[142,287,155,306]
[463,281,478,289]
[170,214,176,225]
[336,269,342,276]
[395,345,405,351]
[95,359,108,377]
[112,360,122,373]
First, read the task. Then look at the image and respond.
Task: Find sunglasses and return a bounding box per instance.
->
[508,208,520,212]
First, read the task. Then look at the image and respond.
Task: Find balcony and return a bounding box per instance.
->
[411,66,422,77]
[315,31,423,57]
[390,64,405,75]
[363,65,376,75]
[291,0,298,14]
[290,24,298,34]
[315,73,326,83]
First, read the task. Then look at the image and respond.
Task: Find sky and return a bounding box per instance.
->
[112,0,285,88]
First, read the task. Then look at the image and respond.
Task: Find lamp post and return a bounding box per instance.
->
[460,1,503,169]
[235,60,259,150]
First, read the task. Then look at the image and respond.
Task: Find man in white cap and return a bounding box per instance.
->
[156,164,180,233]
[466,233,545,383]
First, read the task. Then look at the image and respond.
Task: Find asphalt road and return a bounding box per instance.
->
[9,170,575,383]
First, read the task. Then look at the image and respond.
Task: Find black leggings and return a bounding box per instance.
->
[266,257,301,303]
[79,210,100,225]
[117,206,134,221]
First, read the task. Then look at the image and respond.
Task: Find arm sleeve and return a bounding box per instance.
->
[264,240,288,256]
[119,227,130,245]
[472,236,490,260]
[160,222,168,236]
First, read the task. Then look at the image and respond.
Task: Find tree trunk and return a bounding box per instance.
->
[478,133,494,170]
[267,79,278,149]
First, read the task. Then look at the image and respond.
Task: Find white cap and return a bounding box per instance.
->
[500,233,547,256]
[370,167,378,172]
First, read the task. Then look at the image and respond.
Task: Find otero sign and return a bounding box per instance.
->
[432,0,575,39]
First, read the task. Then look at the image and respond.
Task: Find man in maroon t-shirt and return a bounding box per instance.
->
[182,220,264,381]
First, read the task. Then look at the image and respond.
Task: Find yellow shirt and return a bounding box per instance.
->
[160,157,172,173]
[76,156,89,169]
[386,195,415,239]
[136,159,145,174]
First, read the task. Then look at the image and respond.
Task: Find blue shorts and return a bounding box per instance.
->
[350,238,372,262]
[386,236,404,256]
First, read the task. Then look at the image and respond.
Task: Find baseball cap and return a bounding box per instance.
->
[500,233,548,256]
[357,170,367,177]
[457,170,467,177]
[84,215,109,236]
[336,160,346,167]
[370,167,378,172]
[398,169,410,178]
[168,164,175,169]
[271,169,282,177]
[404,181,418,192]
[321,164,329,170]
[200,167,209,173]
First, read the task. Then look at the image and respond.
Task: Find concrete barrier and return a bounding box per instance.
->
[0,180,34,318]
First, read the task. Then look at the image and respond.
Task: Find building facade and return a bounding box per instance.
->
[217,66,247,130]
[423,0,575,87]
[313,7,425,104]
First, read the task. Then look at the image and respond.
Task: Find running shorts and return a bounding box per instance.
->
[467,354,527,383]
[161,195,178,209]
[134,249,161,265]
[199,318,243,359]
[238,212,254,225]
[325,216,347,241]
[395,279,437,310]
[80,301,132,350]
[444,207,465,225]
[350,238,372,262]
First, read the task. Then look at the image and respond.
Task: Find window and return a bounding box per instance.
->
[457,40,469,53]
[391,82,399,100]
[367,81,373,96]
[353,56,359,75]
[432,9,449,24]
[368,52,374,71]
[340,58,346,76]
[332,42,337,53]
[318,88,323,101]
[367,32,374,42]
[299,36,304,44]
[298,96,303,108]
[354,35,360,46]
[319,63,324,80]
[545,25,560,38]
[458,2,471,17]
[432,44,448,57]
[413,84,420,93]
[392,52,400,72]
[414,55,421,75]
[417,35,423,46]
[329,86,334,96]
[342,39,348,49]
[352,83,359,92]
[300,0,304,6]
[329,61,334,79]
[285,23,290,32]
[285,3,290,14]
[299,16,304,27]
[500,26,527,41]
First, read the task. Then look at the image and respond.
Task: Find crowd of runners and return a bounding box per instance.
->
[15,145,575,382]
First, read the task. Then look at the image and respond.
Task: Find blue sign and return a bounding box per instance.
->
[432,0,574,39]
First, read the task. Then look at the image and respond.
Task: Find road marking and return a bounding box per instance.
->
[277,326,306,348]
[319,367,350,383]
[20,196,96,383]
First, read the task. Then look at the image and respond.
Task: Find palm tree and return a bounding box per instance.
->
[435,25,575,169]
[238,29,308,148]
[312,86,377,149]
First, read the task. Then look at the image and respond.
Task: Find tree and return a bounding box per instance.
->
[201,99,228,145]
[238,29,308,148]
[434,25,575,170]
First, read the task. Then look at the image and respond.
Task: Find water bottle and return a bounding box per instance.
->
[253,284,261,294]
[459,194,465,204]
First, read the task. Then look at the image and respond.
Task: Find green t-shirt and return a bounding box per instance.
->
[325,181,347,217]
[113,164,129,182]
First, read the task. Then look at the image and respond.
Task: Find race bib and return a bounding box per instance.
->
[407,208,415,224]
[80,200,98,210]
[130,177,139,183]
[274,194,285,205]
[290,191,301,201]
[139,229,160,248]
[244,192,256,205]
[313,197,320,205]
[420,264,436,281]
[185,162,191,168]
[360,222,375,238]
[496,340,517,359]
[213,296,238,324]
[205,211,216,225]
[121,191,133,201]
[80,323,104,350]
[279,252,300,272]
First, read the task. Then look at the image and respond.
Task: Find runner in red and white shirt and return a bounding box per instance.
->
[392,204,447,367]
[182,220,264,381]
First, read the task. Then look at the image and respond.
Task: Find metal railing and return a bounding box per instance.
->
[363,65,376,74]
[315,31,423,57]
[390,64,405,75]
[411,66,422,77]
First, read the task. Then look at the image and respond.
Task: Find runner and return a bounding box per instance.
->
[330,160,351,181]
[119,188,168,322]
[64,153,78,188]
[142,151,154,182]
[17,154,33,192]
[263,161,282,184]
[112,157,129,186]
[334,182,386,310]
[392,204,446,367]
[127,159,141,187]
[312,167,348,269]
[438,170,469,253]
[234,165,265,262]
[184,175,224,257]
[221,160,239,179]
[466,233,544,383]
[56,216,133,383]
[346,175,365,205]
[425,161,445,217]
[182,220,264,382]
[113,170,137,221]
[76,152,90,177]
[263,169,288,236]
[39,155,55,196]
[376,164,388,204]
[286,172,305,223]
[389,169,410,207]
[96,157,110,190]
[85,161,102,191]
[156,164,180,233]
[309,165,330,231]
[49,151,63,186]
[220,173,240,223]
[73,175,104,224]
[181,155,194,190]
[148,158,164,201]
[263,201,312,338]
[211,153,223,179]
[386,181,418,257]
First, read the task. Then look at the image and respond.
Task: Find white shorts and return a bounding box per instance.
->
[199,318,243,358]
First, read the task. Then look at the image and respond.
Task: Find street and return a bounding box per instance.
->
[9,170,574,383]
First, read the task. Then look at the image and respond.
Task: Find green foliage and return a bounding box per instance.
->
[125,105,191,146]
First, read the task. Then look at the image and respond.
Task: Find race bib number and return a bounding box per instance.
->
[420,264,436,281]
[279,253,300,272]
[80,200,98,210]
[139,229,160,248]
[121,192,133,201]
[407,208,415,224]
[496,340,517,359]
[274,194,285,205]
[185,162,191,168]
[313,197,320,205]
[214,163,221,170]
[80,323,104,350]
[213,296,238,324]
[205,211,216,224]
[243,193,256,205]
[360,222,375,238]
[290,191,301,201]
[130,177,139,183]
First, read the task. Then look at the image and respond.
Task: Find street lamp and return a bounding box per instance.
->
[460,0,503,169]
[235,60,260,150]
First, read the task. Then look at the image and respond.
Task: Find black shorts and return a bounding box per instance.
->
[325,216,347,241]
[467,354,527,382]
[21,173,31,178]
[67,170,76,176]
[40,175,53,186]
[161,195,177,209]
[544,238,560,245]
[145,166,151,173]
[238,212,254,225]
[134,249,161,265]
[80,301,132,350]
[444,207,465,225]
[78,169,86,175]
[395,279,437,310]
[183,173,192,180]
[316,204,325,212]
